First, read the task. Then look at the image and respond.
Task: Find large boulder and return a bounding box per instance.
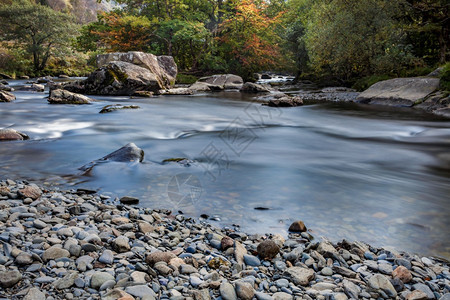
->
[48,89,92,104]
[0,129,29,141]
[64,52,177,96]
[0,90,15,102]
[97,51,177,87]
[357,77,440,107]
[191,74,243,91]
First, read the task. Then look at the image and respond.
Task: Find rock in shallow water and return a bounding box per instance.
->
[79,142,144,171]
[0,90,15,102]
[48,89,92,104]
[0,129,29,141]
[288,220,307,232]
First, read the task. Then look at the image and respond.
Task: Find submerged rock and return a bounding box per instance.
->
[79,142,144,171]
[0,129,29,141]
[0,90,15,102]
[48,89,92,104]
[99,104,140,113]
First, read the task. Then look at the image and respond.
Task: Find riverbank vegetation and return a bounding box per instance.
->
[0,0,448,86]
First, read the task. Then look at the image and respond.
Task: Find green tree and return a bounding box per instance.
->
[403,0,449,64]
[0,0,79,74]
[301,0,416,79]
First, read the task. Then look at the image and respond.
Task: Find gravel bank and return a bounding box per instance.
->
[0,179,449,300]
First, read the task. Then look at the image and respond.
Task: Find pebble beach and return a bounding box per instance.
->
[0,179,449,300]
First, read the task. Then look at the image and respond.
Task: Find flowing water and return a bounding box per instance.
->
[1,79,450,258]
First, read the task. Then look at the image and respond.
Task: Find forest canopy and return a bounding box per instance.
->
[0,0,448,82]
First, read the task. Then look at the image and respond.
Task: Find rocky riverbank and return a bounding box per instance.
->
[0,179,449,300]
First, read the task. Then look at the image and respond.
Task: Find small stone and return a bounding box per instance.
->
[257,240,280,260]
[103,289,135,300]
[317,241,338,257]
[180,264,198,274]
[406,290,428,300]
[190,276,204,287]
[285,267,315,286]
[130,271,148,284]
[24,287,46,300]
[276,279,289,288]
[154,262,173,275]
[53,272,78,290]
[43,246,70,262]
[221,236,234,250]
[146,251,176,265]
[113,235,130,252]
[90,272,115,290]
[138,221,154,234]
[18,184,42,200]
[125,285,157,298]
[393,265,412,283]
[321,267,333,276]
[99,280,116,291]
[119,196,140,204]
[0,269,22,288]
[273,292,292,300]
[244,254,261,266]
[235,241,247,266]
[288,220,307,232]
[332,293,348,300]
[15,252,33,265]
[220,282,237,300]
[235,281,254,300]
[368,274,397,298]
[343,279,360,299]
[311,282,337,291]
[33,219,47,229]
[99,250,114,264]
[412,283,435,300]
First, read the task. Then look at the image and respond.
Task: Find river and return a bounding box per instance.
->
[1,79,449,259]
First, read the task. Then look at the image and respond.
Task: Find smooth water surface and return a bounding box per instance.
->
[1,80,450,258]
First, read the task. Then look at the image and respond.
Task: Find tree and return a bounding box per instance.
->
[217,0,285,79]
[403,0,449,64]
[301,0,416,79]
[0,0,78,74]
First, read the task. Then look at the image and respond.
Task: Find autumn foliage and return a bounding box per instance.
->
[217,0,285,77]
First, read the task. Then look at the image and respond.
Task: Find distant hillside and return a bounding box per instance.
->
[46,0,115,23]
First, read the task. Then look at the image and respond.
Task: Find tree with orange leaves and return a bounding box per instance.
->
[77,11,152,53]
[216,0,286,79]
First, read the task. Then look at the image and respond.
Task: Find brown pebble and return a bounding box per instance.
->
[221,236,234,250]
[392,265,413,283]
[257,240,280,260]
[288,220,307,232]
